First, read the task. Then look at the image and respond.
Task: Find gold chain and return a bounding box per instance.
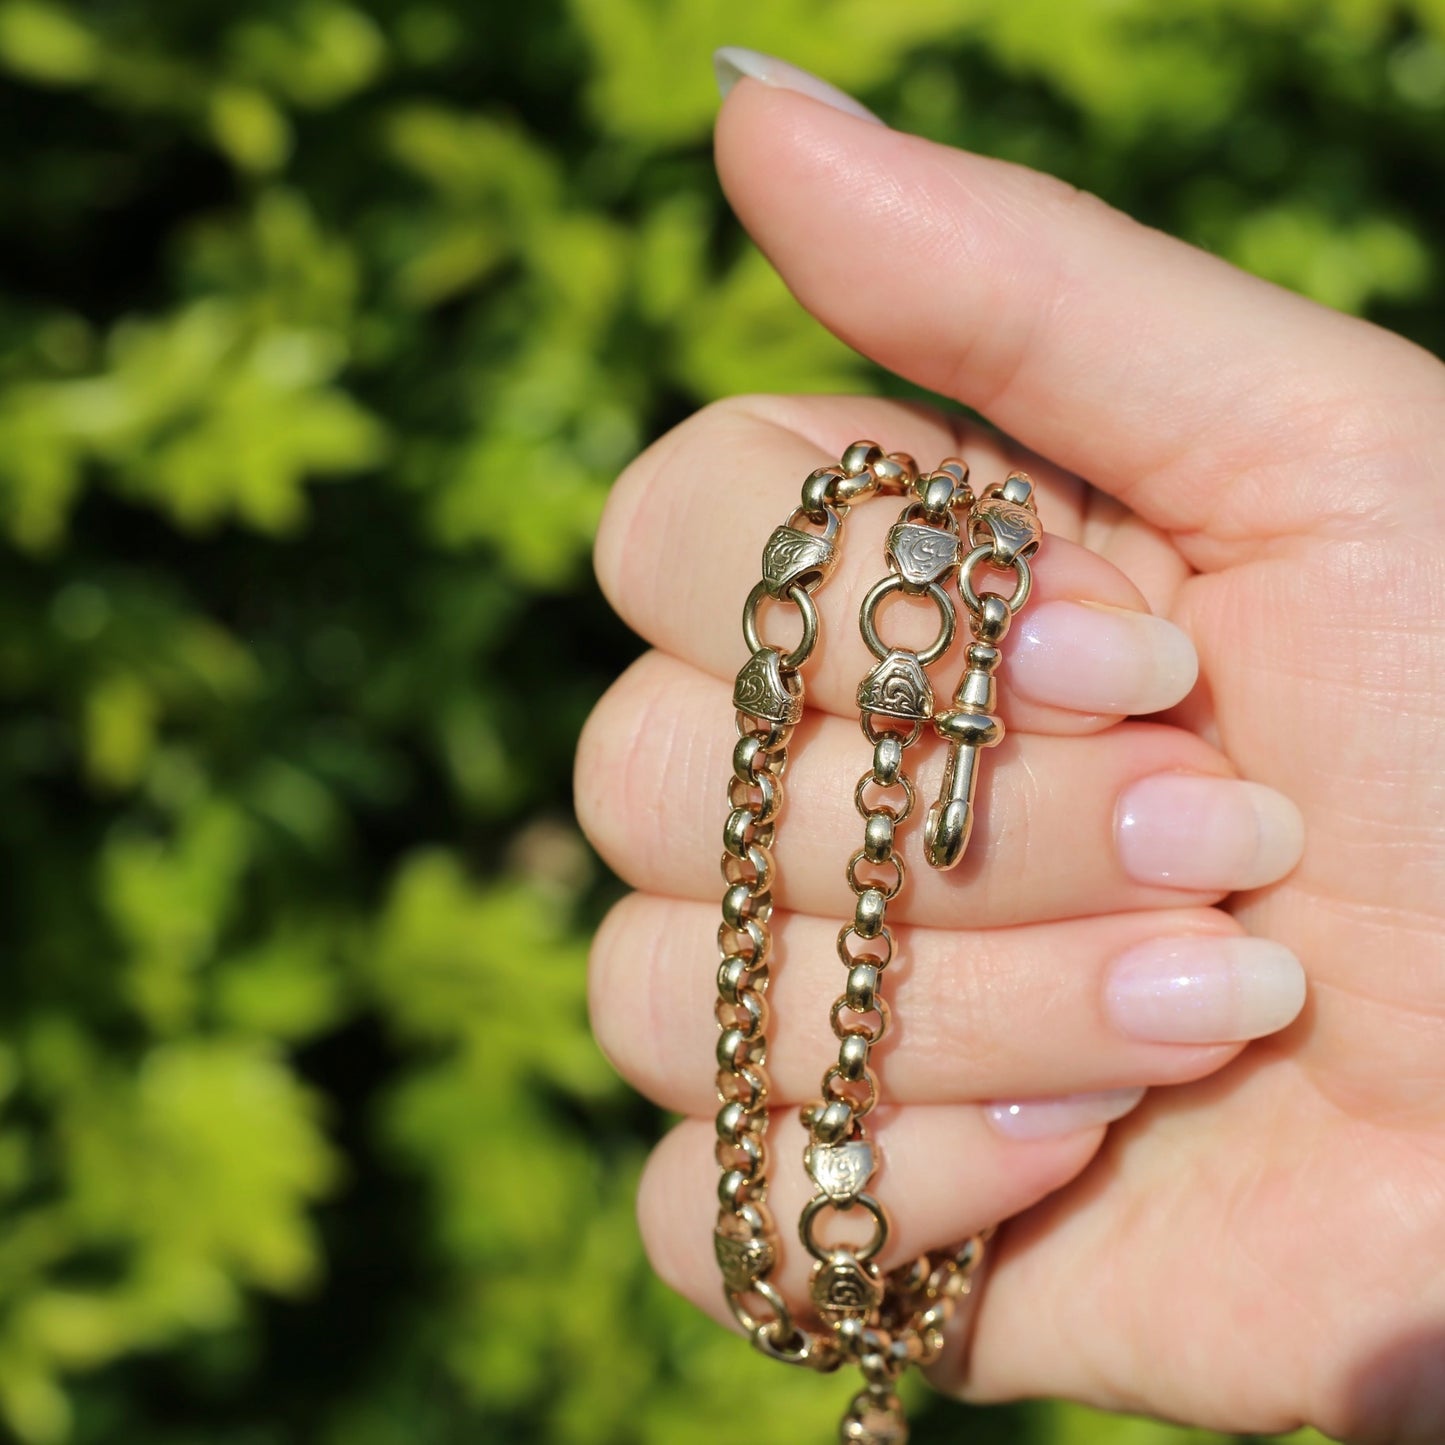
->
[713,441,1043,1444]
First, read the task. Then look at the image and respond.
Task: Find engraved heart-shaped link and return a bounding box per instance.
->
[804,1139,877,1204]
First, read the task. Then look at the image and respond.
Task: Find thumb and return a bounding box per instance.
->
[713,51,1444,566]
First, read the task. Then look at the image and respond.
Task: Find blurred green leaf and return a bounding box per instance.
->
[209,84,293,173]
[0,1,97,85]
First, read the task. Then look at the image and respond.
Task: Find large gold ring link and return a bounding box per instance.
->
[742,582,821,671]
[798,1192,890,1264]
[859,577,955,664]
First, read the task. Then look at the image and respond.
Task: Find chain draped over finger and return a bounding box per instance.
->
[712,440,1042,1443]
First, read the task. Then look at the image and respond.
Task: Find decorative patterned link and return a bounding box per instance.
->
[711,444,1043,1443]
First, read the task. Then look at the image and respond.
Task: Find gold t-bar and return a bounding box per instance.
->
[924,471,1041,871]
[924,650,1004,869]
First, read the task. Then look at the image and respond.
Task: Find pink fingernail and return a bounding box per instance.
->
[985,1087,1146,1140]
[1115,774,1305,891]
[713,48,885,125]
[1106,935,1306,1044]
[1009,600,1198,716]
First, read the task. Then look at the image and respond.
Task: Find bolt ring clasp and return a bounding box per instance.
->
[859,578,955,665]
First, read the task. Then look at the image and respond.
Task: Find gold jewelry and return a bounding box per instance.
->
[713,441,1042,1443]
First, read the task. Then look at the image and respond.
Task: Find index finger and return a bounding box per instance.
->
[595,395,1201,733]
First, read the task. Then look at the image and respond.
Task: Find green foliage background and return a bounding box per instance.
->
[0,0,1439,1441]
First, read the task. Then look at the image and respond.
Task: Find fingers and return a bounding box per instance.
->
[591,893,1307,1113]
[595,395,1199,735]
[933,1084,1445,1440]
[714,83,1445,558]
[639,1103,1123,1337]
[574,650,1306,929]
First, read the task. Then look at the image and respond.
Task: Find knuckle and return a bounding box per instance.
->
[636,1121,706,1299]
[575,653,702,889]
[596,396,774,615]
[587,893,643,1075]
[589,891,697,1113]
[586,894,625,1031]
[572,679,622,857]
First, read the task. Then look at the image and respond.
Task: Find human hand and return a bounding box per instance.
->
[577,61,1445,1443]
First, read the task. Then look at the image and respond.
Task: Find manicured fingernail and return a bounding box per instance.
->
[1106,935,1306,1043]
[986,1088,1146,1140]
[1010,600,1198,715]
[1115,774,1305,891]
[713,47,884,125]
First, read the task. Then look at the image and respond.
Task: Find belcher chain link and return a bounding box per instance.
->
[713,441,1043,1444]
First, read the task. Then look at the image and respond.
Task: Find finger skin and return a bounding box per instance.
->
[591,892,1240,1111]
[925,1069,1445,1445]
[714,83,1445,561]
[575,649,1241,929]
[639,1104,1109,1338]
[595,394,1181,736]
[679,72,1445,1445]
